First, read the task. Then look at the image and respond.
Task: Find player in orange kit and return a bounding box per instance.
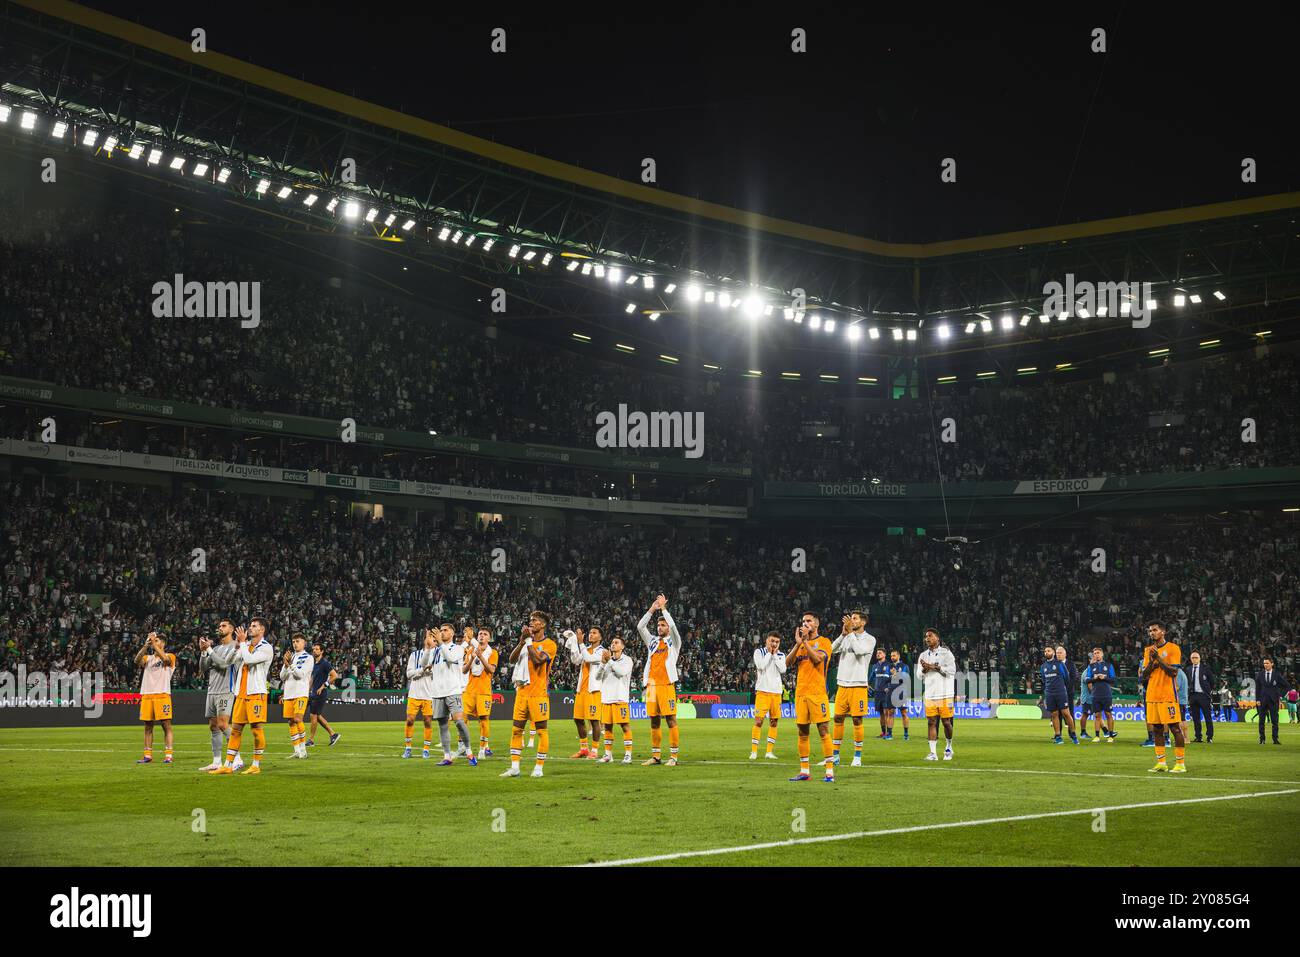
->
[1141,621,1187,773]
[788,613,835,783]
[501,611,556,779]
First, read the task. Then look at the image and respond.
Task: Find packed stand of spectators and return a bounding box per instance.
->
[3,204,1299,485]
[4,478,1294,696]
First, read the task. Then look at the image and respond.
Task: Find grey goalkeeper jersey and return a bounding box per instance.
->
[201,642,240,695]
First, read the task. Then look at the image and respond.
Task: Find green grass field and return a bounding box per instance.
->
[2,718,1297,866]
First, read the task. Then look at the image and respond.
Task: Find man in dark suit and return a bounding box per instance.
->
[1255,658,1290,745]
[1187,651,1216,743]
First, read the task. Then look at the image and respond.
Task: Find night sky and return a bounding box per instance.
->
[84,3,1300,243]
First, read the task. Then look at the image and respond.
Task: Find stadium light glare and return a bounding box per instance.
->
[825,319,837,333]
[0,105,9,123]
[847,325,861,342]
[642,275,654,289]
[103,135,118,154]
[1189,293,1202,304]
[891,327,903,341]
[906,329,917,341]
[383,213,396,227]
[129,143,144,160]
[523,249,537,261]
[52,120,67,139]
[868,326,880,339]
[980,319,993,333]
[464,234,477,247]
[743,295,764,318]
[625,303,636,313]
[256,178,270,194]
[718,291,732,309]
[1076,304,1089,319]
[1000,314,1013,330]
[1145,299,1158,311]
[566,259,579,271]
[571,333,591,342]
[169,156,185,171]
[191,161,208,177]
[595,264,606,279]
[648,312,660,320]
[704,290,716,304]
[1213,290,1226,301]
[82,129,98,147]
[764,305,775,317]
[481,238,494,252]
[624,273,636,284]
[1174,293,1186,307]
[685,284,702,302]
[276,186,292,199]
[581,262,592,275]
[1019,314,1031,326]
[664,283,676,294]
[402,219,416,231]
[966,322,977,333]
[147,148,163,165]
[809,314,822,329]
[783,307,794,320]
[507,244,520,257]
[20,111,37,131]
[217,167,231,183]
[325,197,339,213]
[541,252,553,266]
[365,207,379,222]
[438,226,451,241]
[343,201,359,219]
[937,324,951,339]
[1038,314,1049,324]
[1096,305,1108,317]
[303,193,318,207]
[607,266,622,283]
[1120,300,1132,316]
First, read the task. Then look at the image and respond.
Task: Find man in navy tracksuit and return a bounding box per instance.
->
[1040,646,1078,744]
[869,650,892,739]
[1083,648,1118,741]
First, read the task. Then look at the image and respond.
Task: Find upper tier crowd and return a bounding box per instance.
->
[3,206,1298,485]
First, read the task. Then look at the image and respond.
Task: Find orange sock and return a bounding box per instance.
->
[1155,745,1166,761]
[1174,747,1185,762]
[669,725,680,759]
[578,734,588,752]
[252,727,266,766]
[479,718,490,750]
[423,727,433,748]
[510,726,523,764]
[798,735,810,773]
[832,720,844,752]
[751,728,761,755]
[604,731,614,753]
[226,728,243,764]
[404,723,414,746]
[820,732,834,768]
[853,723,864,748]
[143,746,153,759]
[623,735,633,755]
[767,724,778,753]
[651,726,662,758]
[536,729,549,766]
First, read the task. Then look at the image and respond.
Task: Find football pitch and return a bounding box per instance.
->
[2,720,1297,867]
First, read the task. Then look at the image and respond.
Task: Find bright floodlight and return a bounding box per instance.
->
[169,156,185,171]
[148,148,162,165]
[438,226,451,241]
[685,284,702,303]
[1213,290,1226,301]
[256,178,270,194]
[891,327,903,341]
[868,326,880,339]
[718,291,732,309]
[481,238,494,252]
[541,252,553,266]
[1000,314,1013,330]
[217,167,231,183]
[704,290,715,304]
[906,329,917,341]
[276,186,292,199]
[192,162,209,177]
[303,193,318,207]
[52,121,67,139]
[509,244,520,258]
[383,213,396,227]
[663,283,676,294]
[129,143,144,160]
[1174,293,1186,307]
[20,111,37,131]
[625,303,636,313]
[344,201,359,219]
[648,312,660,320]
[83,129,98,147]
[743,295,764,318]
[642,275,654,289]
[846,325,861,342]
[103,135,118,154]
[937,324,951,339]
[401,219,415,231]
[325,197,339,213]
[0,105,10,123]
[365,207,379,222]
[523,250,537,261]
[464,235,477,247]
[581,262,592,275]
[1145,299,1157,311]
[825,319,836,333]
[809,314,822,330]
[566,259,579,271]
[608,267,622,283]
[624,274,637,285]
[593,263,605,278]
[980,319,993,333]
[1189,293,1202,304]
[966,321,977,333]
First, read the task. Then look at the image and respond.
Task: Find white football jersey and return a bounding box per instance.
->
[407,647,437,700]
[918,646,957,700]
[280,650,314,698]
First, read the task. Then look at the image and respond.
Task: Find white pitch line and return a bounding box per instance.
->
[575,788,1300,867]
[696,759,1300,788]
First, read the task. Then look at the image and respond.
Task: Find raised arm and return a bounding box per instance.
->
[636,609,655,646]
[660,608,683,649]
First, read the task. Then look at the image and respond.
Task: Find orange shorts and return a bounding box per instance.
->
[282,696,307,720]
[646,684,676,717]
[464,694,493,718]
[924,697,955,719]
[601,702,630,726]
[513,694,549,723]
[754,691,783,721]
[834,687,868,718]
[139,693,172,722]
[406,698,432,719]
[575,690,602,722]
[1146,699,1180,726]
[232,693,268,725]
[796,695,830,724]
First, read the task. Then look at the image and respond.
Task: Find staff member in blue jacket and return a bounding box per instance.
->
[868,649,892,740]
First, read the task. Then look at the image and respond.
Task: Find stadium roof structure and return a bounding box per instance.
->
[4,0,1300,385]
